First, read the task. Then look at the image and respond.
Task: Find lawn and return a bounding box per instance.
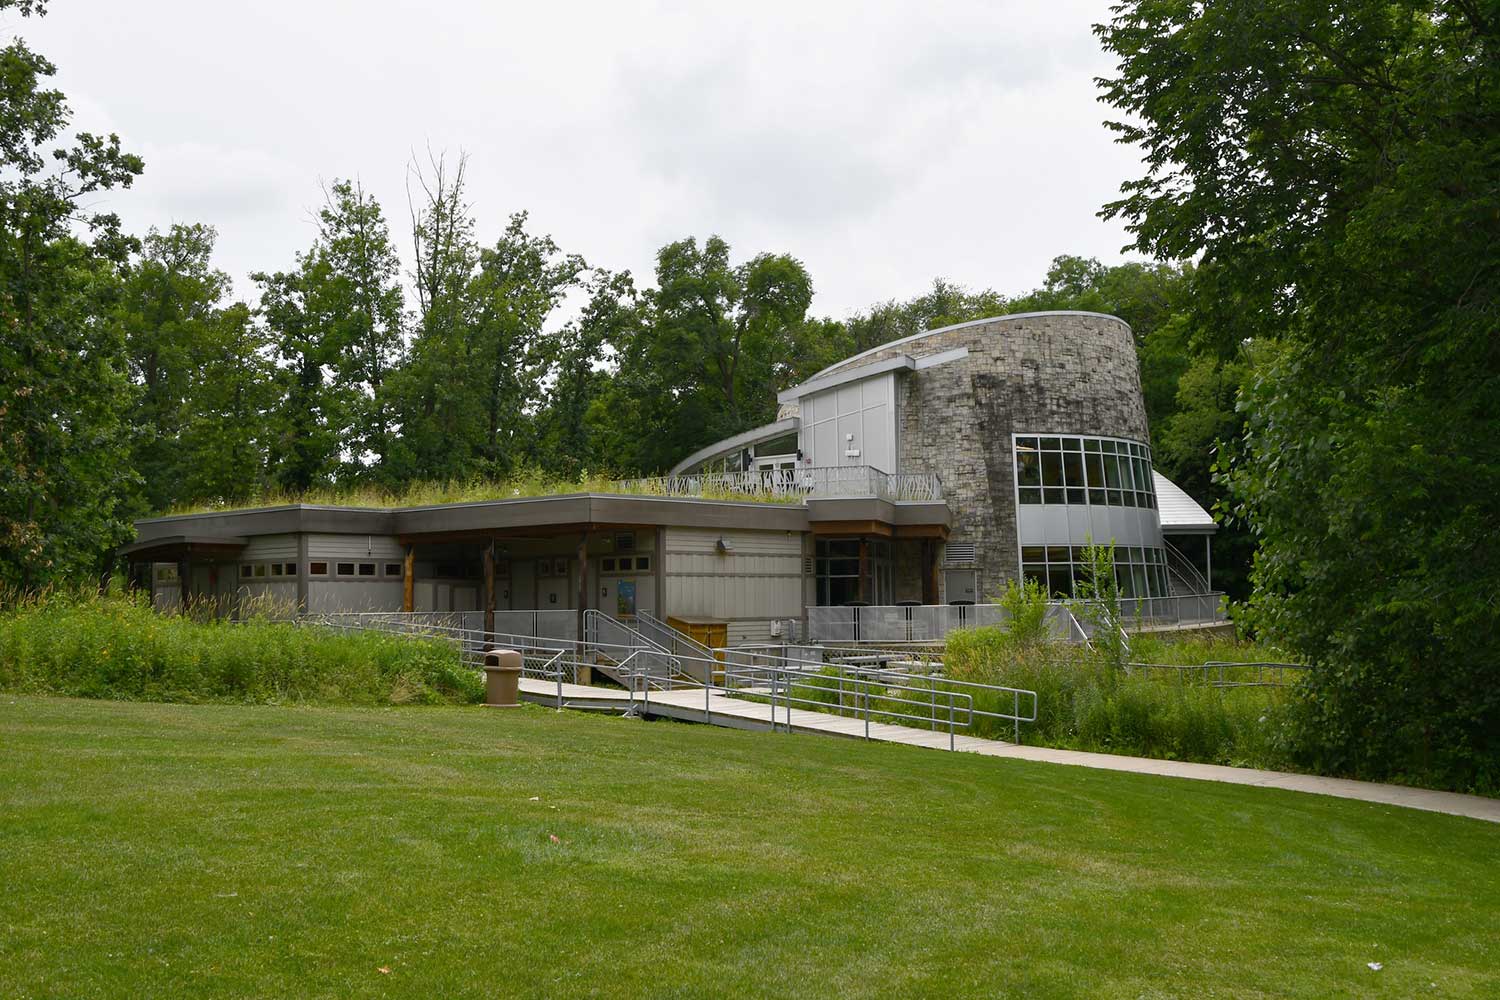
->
[2,696,1496,999]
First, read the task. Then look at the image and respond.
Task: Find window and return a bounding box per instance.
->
[1021,544,1171,599]
[253,564,267,578]
[815,538,891,606]
[384,563,402,578]
[240,564,255,579]
[309,562,329,576]
[602,557,617,573]
[269,563,285,578]
[357,563,376,577]
[634,555,650,572]
[1015,435,1157,509]
[336,562,355,576]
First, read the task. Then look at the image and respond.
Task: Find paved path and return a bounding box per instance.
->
[517,678,1500,824]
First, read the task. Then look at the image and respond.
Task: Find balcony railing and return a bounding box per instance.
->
[613,466,943,504]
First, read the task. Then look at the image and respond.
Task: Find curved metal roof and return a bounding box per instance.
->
[807,310,1132,382]
[1152,471,1217,533]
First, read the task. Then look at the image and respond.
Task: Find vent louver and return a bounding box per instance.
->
[944,542,977,565]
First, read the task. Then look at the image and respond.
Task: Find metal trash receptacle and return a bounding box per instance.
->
[483,649,523,708]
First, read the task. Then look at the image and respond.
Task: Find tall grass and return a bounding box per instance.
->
[945,627,1293,768]
[0,591,481,706]
[163,468,804,516]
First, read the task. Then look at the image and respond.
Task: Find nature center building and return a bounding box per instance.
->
[125,312,1221,644]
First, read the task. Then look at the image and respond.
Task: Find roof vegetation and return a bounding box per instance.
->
[161,470,804,517]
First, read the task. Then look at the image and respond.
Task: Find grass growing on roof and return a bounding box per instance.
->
[161,468,805,516]
[1,695,1496,999]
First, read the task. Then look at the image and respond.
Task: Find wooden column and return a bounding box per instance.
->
[483,540,496,643]
[402,544,415,612]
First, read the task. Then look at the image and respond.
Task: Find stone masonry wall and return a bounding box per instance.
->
[821,313,1148,601]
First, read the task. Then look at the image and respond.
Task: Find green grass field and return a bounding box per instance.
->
[2,696,1496,999]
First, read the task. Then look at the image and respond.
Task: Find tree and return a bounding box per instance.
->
[253,264,341,493]
[607,236,813,470]
[0,1,144,589]
[121,223,231,511]
[1098,1,1500,789]
[532,268,637,477]
[174,302,277,502]
[310,179,405,479]
[468,213,586,475]
[386,152,481,481]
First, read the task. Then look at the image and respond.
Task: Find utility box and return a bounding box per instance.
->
[668,616,728,659]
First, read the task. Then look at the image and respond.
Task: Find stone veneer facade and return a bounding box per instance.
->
[811,312,1149,601]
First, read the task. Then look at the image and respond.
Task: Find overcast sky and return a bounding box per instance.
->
[24,0,1143,319]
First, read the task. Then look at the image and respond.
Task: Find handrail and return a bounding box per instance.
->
[302,613,1039,745]
[612,465,943,504]
[1162,538,1212,595]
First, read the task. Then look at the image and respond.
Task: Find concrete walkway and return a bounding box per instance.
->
[517,678,1500,824]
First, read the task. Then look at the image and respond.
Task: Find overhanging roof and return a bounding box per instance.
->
[121,534,248,561]
[776,354,916,404]
[668,417,800,475]
[1153,472,1217,533]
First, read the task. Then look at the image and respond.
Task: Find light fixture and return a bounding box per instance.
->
[715,537,734,553]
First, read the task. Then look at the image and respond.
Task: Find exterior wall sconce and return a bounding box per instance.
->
[716,537,734,553]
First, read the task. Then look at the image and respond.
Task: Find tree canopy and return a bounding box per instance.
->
[1098,0,1500,789]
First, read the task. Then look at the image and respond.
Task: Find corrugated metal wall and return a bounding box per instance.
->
[307,533,406,560]
[242,534,298,561]
[664,527,803,624]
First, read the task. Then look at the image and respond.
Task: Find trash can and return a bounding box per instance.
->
[483,649,523,708]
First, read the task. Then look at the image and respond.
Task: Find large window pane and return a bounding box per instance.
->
[1041,452,1064,488]
[1062,451,1084,487]
[1016,451,1041,487]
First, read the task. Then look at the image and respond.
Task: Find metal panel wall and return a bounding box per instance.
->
[663,527,803,621]
[307,533,406,561]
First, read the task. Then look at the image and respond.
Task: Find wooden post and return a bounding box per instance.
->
[402,544,415,612]
[1205,535,1213,592]
[177,557,191,616]
[483,541,496,643]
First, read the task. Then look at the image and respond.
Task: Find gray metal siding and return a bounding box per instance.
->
[664,528,802,621]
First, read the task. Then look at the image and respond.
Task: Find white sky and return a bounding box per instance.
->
[23,0,1144,319]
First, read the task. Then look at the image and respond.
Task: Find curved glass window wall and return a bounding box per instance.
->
[1021,544,1170,599]
[1015,435,1156,508]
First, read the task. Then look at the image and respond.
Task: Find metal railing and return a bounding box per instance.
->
[1163,539,1213,595]
[1125,660,1302,688]
[805,603,1086,644]
[708,647,1038,745]
[302,612,1039,747]
[613,465,943,504]
[1118,592,1226,626]
[633,610,720,665]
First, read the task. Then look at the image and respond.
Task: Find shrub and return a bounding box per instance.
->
[0,591,482,706]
